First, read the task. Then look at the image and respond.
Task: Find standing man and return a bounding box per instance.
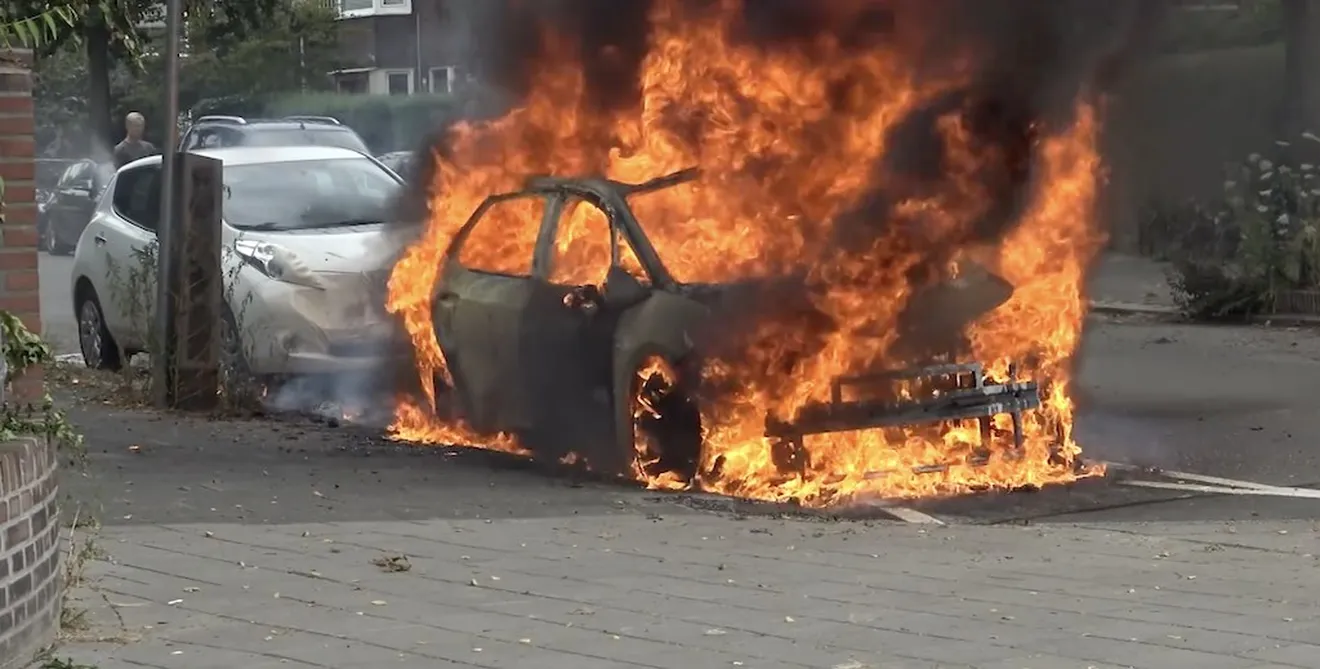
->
[113,112,158,168]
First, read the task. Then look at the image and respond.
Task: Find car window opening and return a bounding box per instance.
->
[552,198,650,288]
[454,195,545,277]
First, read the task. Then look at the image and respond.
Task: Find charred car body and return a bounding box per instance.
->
[430,169,1045,484]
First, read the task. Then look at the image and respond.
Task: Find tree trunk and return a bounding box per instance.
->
[1282,0,1320,141]
[85,13,114,154]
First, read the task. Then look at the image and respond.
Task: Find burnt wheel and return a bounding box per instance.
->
[630,356,702,488]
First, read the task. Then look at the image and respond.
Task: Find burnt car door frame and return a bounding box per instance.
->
[521,173,710,475]
[437,170,710,475]
[433,191,561,435]
[514,188,657,465]
[589,172,714,477]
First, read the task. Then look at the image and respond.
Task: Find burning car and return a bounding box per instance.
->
[422,166,1062,498]
[386,0,1124,505]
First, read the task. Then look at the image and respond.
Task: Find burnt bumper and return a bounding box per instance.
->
[764,362,1043,471]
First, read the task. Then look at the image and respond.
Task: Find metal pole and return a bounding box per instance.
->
[152,0,183,408]
[414,6,423,93]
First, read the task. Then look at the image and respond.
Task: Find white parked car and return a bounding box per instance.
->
[71,146,411,378]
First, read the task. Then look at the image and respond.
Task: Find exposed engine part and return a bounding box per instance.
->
[765,362,1042,476]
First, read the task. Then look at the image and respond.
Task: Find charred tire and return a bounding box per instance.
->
[76,289,122,371]
[628,355,703,485]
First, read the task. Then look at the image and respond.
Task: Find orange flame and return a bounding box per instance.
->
[386,0,1107,505]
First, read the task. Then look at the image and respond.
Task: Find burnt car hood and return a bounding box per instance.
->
[673,262,1014,364]
[678,262,1012,325]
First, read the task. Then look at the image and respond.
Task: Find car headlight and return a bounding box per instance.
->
[232,239,324,289]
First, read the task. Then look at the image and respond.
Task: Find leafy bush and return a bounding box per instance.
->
[1137,198,1232,261]
[1167,137,1320,319]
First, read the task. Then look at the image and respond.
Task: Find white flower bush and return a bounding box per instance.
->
[1166,132,1320,318]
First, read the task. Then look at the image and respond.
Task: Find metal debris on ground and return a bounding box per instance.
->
[370,555,412,573]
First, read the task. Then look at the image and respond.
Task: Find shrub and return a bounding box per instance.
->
[1137,198,1231,261]
[1167,136,1320,319]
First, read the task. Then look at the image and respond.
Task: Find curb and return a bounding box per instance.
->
[1088,300,1320,327]
[1089,301,1180,317]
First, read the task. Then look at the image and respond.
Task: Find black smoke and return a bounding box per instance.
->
[416,0,1163,225]
[402,0,1167,364]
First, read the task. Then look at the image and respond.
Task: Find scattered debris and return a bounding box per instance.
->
[371,555,412,573]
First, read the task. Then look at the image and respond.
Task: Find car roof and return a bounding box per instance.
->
[210,120,356,132]
[118,146,372,172]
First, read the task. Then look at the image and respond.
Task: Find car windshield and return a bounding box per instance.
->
[223,157,401,231]
[244,128,368,152]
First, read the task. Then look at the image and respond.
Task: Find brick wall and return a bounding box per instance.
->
[0,48,57,666]
[0,436,60,668]
[0,49,42,400]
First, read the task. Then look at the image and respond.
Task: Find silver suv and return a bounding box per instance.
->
[179,115,370,154]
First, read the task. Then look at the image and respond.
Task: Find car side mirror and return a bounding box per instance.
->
[602,266,650,309]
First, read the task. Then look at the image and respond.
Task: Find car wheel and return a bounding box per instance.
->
[77,293,122,371]
[629,356,702,488]
[44,223,72,256]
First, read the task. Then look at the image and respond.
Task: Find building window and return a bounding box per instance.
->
[429,66,458,94]
[387,71,412,96]
[337,0,411,19]
[335,72,369,95]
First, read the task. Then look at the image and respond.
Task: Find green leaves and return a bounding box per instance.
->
[0,4,77,49]
[0,310,53,378]
[0,311,82,463]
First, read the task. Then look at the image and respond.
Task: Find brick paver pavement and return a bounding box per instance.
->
[48,510,1320,669]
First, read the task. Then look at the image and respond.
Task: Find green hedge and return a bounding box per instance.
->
[258,87,511,154]
[262,93,454,154]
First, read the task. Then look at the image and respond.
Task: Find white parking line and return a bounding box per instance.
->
[1119,479,1320,499]
[852,497,946,524]
[882,506,947,525]
[1153,470,1289,492]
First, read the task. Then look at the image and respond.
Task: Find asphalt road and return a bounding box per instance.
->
[42,249,1320,527]
[39,249,78,354]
